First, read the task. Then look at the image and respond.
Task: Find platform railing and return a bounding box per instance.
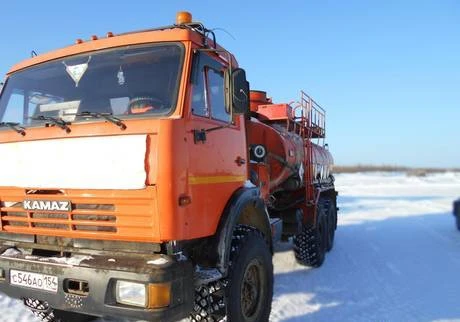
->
[290,91,326,140]
[300,90,326,139]
[294,91,327,206]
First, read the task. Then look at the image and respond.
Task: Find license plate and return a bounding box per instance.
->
[10,270,58,293]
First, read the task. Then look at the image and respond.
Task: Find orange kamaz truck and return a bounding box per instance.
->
[0,12,337,322]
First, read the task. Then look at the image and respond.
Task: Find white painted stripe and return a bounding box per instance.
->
[0,135,147,190]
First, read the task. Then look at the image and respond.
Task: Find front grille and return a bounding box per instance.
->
[0,201,117,233]
[0,187,157,243]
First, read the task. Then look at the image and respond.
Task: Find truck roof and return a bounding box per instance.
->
[8,25,232,75]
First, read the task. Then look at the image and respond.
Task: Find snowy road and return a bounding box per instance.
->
[271,172,460,322]
[1,172,460,321]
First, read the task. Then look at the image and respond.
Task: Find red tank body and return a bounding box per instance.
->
[246,89,338,270]
[247,90,334,200]
[247,118,333,191]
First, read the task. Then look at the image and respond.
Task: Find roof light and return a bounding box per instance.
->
[176,11,192,25]
[75,39,84,44]
[106,32,114,38]
[91,35,98,41]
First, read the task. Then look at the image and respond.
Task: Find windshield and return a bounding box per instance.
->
[0,43,184,127]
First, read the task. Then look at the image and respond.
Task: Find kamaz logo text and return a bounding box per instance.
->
[23,200,71,212]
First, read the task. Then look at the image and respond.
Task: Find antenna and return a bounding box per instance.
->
[212,28,236,41]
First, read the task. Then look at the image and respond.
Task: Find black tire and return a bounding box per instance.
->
[23,298,97,322]
[326,200,337,252]
[23,298,55,322]
[226,225,273,322]
[294,203,327,267]
[52,309,97,322]
[189,279,226,321]
[189,225,273,322]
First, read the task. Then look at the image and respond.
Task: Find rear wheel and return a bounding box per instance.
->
[294,203,327,267]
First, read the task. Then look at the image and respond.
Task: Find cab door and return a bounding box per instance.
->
[184,52,247,238]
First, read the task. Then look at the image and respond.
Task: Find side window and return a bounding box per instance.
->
[191,55,230,122]
[191,68,209,117]
[207,68,229,122]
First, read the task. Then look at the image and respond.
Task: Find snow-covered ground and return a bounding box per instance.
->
[1,172,460,321]
[271,172,460,322]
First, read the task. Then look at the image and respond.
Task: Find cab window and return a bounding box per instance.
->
[1,92,25,123]
[191,68,209,117]
[207,68,229,122]
[191,56,229,122]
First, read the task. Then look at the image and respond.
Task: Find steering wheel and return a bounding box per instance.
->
[128,96,165,114]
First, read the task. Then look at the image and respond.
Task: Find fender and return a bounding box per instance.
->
[215,187,272,275]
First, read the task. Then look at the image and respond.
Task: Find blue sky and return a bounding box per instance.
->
[1,1,459,167]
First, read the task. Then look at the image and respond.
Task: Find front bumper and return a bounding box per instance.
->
[0,248,194,322]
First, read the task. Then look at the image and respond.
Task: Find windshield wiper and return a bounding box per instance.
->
[0,122,26,136]
[31,115,71,133]
[77,111,127,130]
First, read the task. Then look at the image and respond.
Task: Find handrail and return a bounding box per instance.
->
[298,90,327,205]
[296,90,326,140]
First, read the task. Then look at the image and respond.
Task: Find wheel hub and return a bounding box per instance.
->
[241,259,264,319]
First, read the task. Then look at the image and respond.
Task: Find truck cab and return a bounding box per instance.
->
[0,23,249,244]
[0,11,337,322]
[0,13,257,322]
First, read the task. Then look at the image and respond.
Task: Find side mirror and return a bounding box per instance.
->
[231,68,249,115]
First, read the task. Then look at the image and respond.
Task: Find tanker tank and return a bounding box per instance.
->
[247,90,334,194]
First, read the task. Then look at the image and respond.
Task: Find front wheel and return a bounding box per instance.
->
[189,226,273,322]
[52,309,97,322]
[226,225,273,322]
[23,298,97,322]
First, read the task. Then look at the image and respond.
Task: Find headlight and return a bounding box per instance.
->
[116,281,146,307]
[115,280,171,308]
